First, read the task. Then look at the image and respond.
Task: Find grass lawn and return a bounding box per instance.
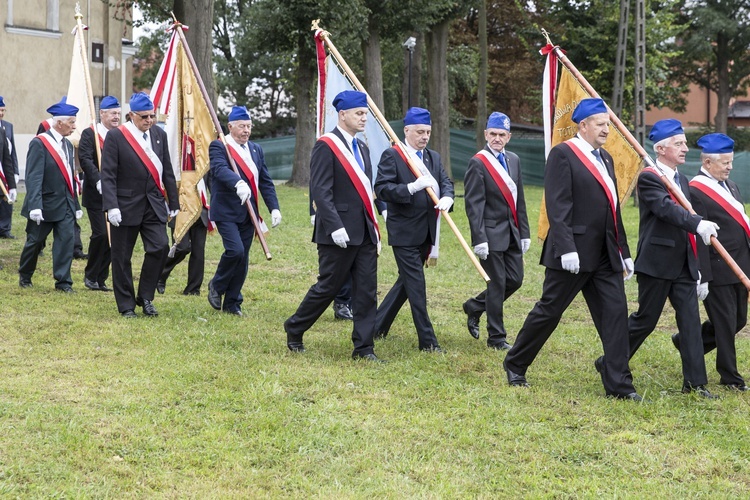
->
[1,183,749,497]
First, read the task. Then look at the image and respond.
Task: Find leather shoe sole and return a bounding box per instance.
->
[121,310,137,319]
[207,279,222,310]
[463,303,481,339]
[19,279,33,288]
[156,281,166,294]
[352,353,385,363]
[287,342,306,353]
[488,341,512,351]
[503,359,530,387]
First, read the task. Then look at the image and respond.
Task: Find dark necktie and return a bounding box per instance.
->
[497,152,508,172]
[719,180,729,192]
[352,138,364,170]
[416,150,423,161]
[143,132,148,142]
[591,149,604,166]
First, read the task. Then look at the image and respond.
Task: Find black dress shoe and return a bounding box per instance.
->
[287,330,305,352]
[503,359,530,387]
[0,233,16,239]
[207,279,222,310]
[721,383,750,392]
[183,290,200,296]
[609,392,644,402]
[19,278,33,288]
[55,286,75,293]
[374,330,388,340]
[353,352,385,363]
[156,281,166,294]
[488,340,512,351]
[225,309,243,317]
[463,303,481,339]
[121,309,137,318]
[136,297,159,317]
[671,333,681,351]
[594,356,604,374]
[73,251,88,260]
[98,282,112,292]
[84,278,100,291]
[420,345,445,353]
[333,303,354,320]
[682,384,719,399]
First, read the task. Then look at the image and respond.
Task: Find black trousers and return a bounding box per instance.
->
[285,241,377,356]
[505,256,635,396]
[0,197,12,235]
[628,266,708,388]
[18,209,76,289]
[375,239,440,350]
[84,209,111,285]
[463,245,524,346]
[161,221,207,295]
[110,204,169,313]
[699,283,746,385]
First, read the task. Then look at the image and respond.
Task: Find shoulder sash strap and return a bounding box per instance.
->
[474,150,518,227]
[36,134,74,197]
[690,176,750,239]
[119,125,166,197]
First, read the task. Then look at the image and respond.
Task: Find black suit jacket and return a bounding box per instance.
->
[690,173,750,286]
[375,146,454,247]
[1,120,18,175]
[78,126,105,210]
[310,128,379,246]
[540,140,630,272]
[0,126,14,191]
[464,146,529,251]
[634,167,703,281]
[20,132,78,221]
[100,125,179,225]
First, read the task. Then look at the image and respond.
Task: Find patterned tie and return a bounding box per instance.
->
[497,152,508,172]
[352,138,364,170]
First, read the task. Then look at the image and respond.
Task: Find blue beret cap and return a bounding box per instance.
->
[648,119,684,143]
[129,92,154,112]
[571,98,608,124]
[486,112,510,131]
[697,133,734,154]
[100,96,120,110]
[46,96,79,117]
[228,105,251,122]
[0,96,5,107]
[404,107,431,126]
[333,90,368,111]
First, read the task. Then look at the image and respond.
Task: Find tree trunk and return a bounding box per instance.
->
[288,34,316,187]
[174,0,217,107]
[476,0,488,150]
[426,19,452,178]
[362,14,384,111]
[714,34,730,133]
[402,32,423,113]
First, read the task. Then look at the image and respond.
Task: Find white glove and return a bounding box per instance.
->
[108,208,122,227]
[382,210,388,221]
[29,209,44,225]
[697,281,709,301]
[96,180,102,194]
[407,175,433,194]
[623,257,634,281]
[377,240,382,255]
[435,196,453,211]
[561,252,580,274]
[474,242,489,260]
[331,227,350,248]
[14,174,19,185]
[8,188,17,204]
[521,238,531,254]
[271,209,282,227]
[169,209,180,218]
[75,210,83,220]
[311,214,316,226]
[696,220,719,245]
[235,180,252,205]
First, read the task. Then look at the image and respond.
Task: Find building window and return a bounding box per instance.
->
[4,0,62,39]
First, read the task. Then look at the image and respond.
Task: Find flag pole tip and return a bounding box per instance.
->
[541,28,553,46]
[311,19,321,31]
[74,2,82,18]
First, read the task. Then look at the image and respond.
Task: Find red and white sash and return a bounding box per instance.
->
[91,123,107,150]
[36,133,75,197]
[642,166,698,257]
[474,149,518,227]
[120,122,166,197]
[197,177,215,232]
[690,175,750,238]
[39,119,53,132]
[319,133,380,244]
[226,138,268,233]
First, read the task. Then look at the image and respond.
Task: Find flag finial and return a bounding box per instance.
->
[541,28,553,46]
[74,2,82,19]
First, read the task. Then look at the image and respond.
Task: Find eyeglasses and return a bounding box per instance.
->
[135,113,156,120]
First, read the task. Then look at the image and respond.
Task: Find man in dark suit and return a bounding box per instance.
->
[599,119,719,398]
[374,107,454,352]
[101,92,180,318]
[284,90,382,361]
[503,98,640,400]
[0,96,19,239]
[78,95,121,292]
[207,106,281,315]
[18,99,81,291]
[678,133,749,391]
[463,111,530,350]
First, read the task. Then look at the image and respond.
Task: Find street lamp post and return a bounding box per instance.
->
[403,36,416,109]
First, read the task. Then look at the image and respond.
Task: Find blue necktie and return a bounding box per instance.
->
[143,132,148,141]
[497,152,508,172]
[416,150,423,160]
[591,149,604,166]
[719,180,729,192]
[352,138,364,170]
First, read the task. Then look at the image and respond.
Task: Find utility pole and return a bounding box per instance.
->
[612,0,630,117]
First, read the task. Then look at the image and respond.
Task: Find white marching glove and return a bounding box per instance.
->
[108,208,122,227]
[696,220,719,245]
[235,180,252,205]
[29,209,44,225]
[14,174,19,185]
[377,240,382,255]
[474,242,489,260]
[75,210,83,220]
[521,238,531,254]
[331,228,350,248]
[561,252,580,274]
[271,209,282,228]
[311,214,316,226]
[407,175,433,194]
[435,196,453,211]
[623,257,635,281]
[169,209,180,218]
[697,281,709,301]
[382,210,388,221]
[8,188,17,204]
[96,180,102,194]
